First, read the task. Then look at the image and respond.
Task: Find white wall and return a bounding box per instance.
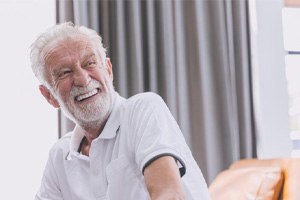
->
[0,1,57,199]
[249,0,292,158]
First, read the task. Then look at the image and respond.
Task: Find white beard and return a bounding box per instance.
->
[55,79,115,127]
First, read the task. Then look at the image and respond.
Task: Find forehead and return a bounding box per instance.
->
[43,35,98,67]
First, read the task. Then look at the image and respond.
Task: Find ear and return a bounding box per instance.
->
[106,58,113,80]
[39,85,60,108]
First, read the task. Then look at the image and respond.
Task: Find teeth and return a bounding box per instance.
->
[75,89,98,101]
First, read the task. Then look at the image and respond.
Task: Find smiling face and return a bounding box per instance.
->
[40,35,115,125]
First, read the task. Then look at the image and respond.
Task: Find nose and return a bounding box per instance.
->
[73,68,91,86]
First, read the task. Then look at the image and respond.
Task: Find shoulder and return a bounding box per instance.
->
[124,92,166,109]
[120,92,168,121]
[48,132,72,160]
[53,132,72,149]
[119,92,167,138]
[129,92,163,102]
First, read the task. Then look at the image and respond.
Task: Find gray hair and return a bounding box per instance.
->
[30,22,107,87]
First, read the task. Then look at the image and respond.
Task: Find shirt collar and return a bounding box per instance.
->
[98,92,125,139]
[69,92,126,154]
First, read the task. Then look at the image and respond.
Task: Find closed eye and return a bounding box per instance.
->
[88,61,96,66]
[85,60,97,68]
[58,70,71,78]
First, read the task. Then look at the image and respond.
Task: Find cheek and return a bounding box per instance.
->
[91,74,106,86]
[91,69,104,80]
[54,81,73,100]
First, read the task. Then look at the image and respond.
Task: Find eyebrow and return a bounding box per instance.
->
[82,53,96,60]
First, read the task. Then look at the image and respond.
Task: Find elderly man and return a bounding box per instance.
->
[31,22,210,200]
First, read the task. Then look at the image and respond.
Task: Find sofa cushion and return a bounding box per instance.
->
[209,167,283,200]
[228,158,300,200]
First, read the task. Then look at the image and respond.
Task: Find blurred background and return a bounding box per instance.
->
[0,0,299,199]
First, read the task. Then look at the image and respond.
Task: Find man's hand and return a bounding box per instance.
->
[144,156,185,200]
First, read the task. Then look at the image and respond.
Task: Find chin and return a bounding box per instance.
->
[71,103,111,124]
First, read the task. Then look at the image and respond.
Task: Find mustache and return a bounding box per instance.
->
[70,79,101,97]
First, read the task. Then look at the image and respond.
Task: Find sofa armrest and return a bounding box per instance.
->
[229,158,300,200]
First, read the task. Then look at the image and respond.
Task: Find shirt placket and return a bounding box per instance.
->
[89,143,107,199]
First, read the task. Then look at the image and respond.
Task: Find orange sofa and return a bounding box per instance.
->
[209,158,300,200]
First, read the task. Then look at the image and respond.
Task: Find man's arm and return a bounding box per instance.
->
[144,156,185,200]
[35,155,63,200]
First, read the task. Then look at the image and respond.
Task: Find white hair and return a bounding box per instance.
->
[30,22,107,87]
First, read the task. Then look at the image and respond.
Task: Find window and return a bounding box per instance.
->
[248,0,291,158]
[282,6,300,157]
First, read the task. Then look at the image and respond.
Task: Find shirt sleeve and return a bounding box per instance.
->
[124,92,188,177]
[35,152,63,200]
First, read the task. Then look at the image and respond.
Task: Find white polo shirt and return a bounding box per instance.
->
[35,92,210,200]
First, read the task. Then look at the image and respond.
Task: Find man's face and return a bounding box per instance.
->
[42,35,114,124]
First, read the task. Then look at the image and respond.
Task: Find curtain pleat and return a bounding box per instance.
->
[87,0,99,32]
[57,0,256,183]
[56,0,74,23]
[73,0,89,26]
[173,1,191,145]
[128,1,144,94]
[112,0,128,97]
[144,0,158,93]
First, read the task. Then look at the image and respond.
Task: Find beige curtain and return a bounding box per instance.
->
[56,0,256,183]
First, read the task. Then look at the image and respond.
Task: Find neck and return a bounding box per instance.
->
[78,117,108,144]
[77,92,116,144]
